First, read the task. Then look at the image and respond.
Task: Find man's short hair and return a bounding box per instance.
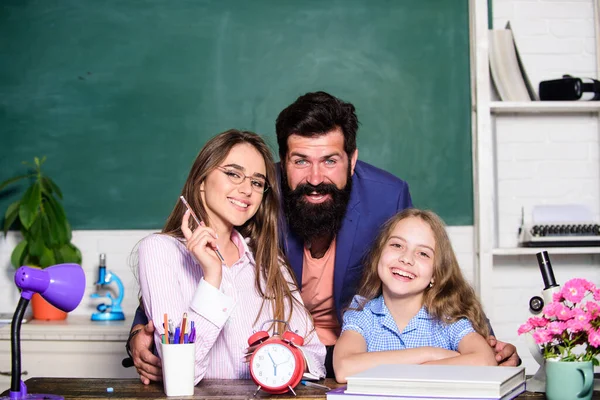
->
[275,91,359,161]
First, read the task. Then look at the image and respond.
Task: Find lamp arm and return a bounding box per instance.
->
[10,296,29,395]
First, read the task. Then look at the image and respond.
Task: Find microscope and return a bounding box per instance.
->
[91,253,125,321]
[526,250,561,392]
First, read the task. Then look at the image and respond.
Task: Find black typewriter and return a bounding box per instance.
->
[518,223,600,247]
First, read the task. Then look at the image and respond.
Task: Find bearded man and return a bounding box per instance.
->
[126,91,520,381]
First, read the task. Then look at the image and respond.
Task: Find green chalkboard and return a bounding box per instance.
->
[0,0,472,229]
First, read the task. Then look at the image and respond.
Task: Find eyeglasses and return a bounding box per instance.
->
[217,166,269,193]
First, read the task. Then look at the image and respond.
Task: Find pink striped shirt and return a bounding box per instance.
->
[138,230,326,384]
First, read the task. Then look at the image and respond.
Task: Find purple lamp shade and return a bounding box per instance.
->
[14,264,86,312]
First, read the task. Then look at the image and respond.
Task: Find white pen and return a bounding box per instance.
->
[179,195,225,263]
[301,380,331,391]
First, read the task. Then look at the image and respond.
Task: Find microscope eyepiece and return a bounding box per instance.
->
[536,251,558,290]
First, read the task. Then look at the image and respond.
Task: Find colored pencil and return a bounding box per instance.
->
[180,312,187,344]
[164,313,169,344]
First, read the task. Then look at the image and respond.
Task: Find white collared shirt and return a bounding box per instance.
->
[138,230,326,383]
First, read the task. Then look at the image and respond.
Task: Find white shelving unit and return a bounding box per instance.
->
[492,247,600,256]
[469,0,600,315]
[491,102,600,114]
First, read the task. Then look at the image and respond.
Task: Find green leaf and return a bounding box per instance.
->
[19,182,41,229]
[26,216,42,241]
[41,177,63,199]
[44,195,68,244]
[58,243,82,264]
[46,193,67,224]
[39,246,56,268]
[28,233,45,259]
[40,210,59,248]
[0,174,34,193]
[40,177,52,196]
[64,219,73,242]
[48,194,73,241]
[33,156,47,170]
[3,200,21,234]
[10,240,28,268]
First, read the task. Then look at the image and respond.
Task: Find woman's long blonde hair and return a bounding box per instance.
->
[161,129,300,333]
[355,208,490,338]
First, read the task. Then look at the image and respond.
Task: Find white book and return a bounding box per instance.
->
[327,383,526,400]
[345,364,526,399]
[488,23,535,102]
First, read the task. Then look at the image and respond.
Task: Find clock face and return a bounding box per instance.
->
[250,342,297,389]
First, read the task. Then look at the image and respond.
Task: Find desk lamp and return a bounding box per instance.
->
[1,263,85,400]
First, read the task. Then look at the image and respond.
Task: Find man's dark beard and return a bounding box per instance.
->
[282,170,352,244]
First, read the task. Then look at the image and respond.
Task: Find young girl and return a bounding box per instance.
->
[137,129,326,383]
[333,208,496,382]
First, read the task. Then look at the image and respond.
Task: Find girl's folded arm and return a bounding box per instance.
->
[422,332,497,366]
[332,330,458,383]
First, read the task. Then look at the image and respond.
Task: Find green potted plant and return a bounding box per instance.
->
[1,156,82,320]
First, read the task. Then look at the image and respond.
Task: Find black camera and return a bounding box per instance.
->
[539,75,600,101]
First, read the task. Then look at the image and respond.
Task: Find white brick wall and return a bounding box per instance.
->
[495,114,599,248]
[492,0,599,374]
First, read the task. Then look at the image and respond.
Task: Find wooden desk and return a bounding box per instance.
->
[3,378,600,399]
[3,378,336,399]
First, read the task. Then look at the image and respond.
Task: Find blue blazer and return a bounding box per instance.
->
[278,160,413,321]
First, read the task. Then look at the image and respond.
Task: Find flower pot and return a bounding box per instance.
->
[545,359,593,400]
[31,293,68,321]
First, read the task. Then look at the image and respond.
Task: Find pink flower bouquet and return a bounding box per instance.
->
[518,278,600,363]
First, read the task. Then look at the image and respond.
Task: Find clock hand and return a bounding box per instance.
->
[268,351,277,376]
[275,353,292,366]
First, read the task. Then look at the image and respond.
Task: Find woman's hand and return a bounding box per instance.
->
[181,210,223,288]
[242,335,282,363]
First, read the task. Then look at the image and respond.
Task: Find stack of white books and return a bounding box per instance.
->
[327,364,526,400]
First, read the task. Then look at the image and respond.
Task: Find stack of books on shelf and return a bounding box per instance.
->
[327,364,526,400]
[488,22,537,102]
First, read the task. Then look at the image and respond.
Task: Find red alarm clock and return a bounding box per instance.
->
[247,319,306,395]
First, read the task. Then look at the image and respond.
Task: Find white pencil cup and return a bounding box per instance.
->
[160,342,195,396]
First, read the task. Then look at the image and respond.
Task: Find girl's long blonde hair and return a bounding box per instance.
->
[161,129,300,333]
[355,208,490,338]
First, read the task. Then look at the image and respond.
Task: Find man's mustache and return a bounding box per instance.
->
[293,182,339,197]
